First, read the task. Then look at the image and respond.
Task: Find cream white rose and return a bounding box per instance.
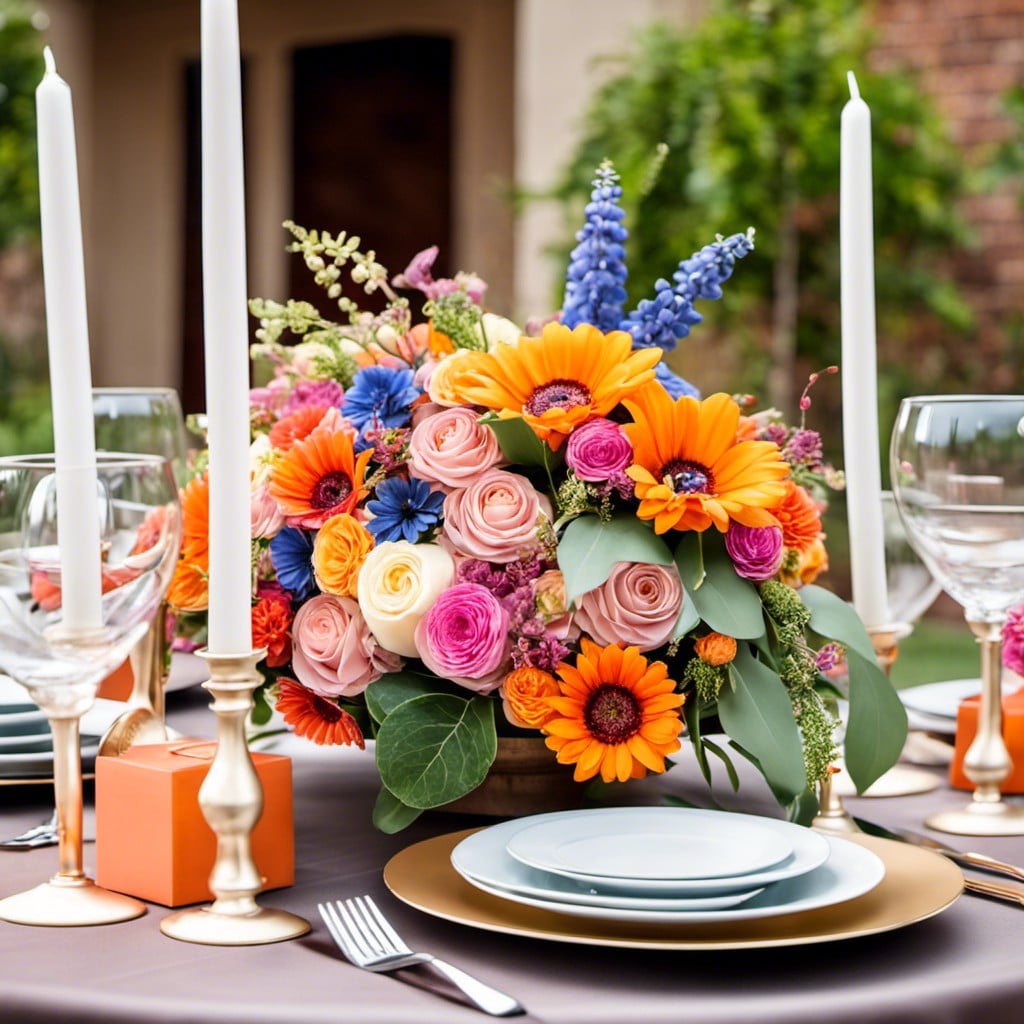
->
[356,541,455,657]
[477,313,521,351]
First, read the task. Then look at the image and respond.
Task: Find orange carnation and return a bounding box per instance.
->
[311,514,375,598]
[501,667,561,729]
[269,405,329,452]
[694,632,737,667]
[774,481,823,554]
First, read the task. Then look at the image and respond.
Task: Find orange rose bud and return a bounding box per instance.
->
[500,667,561,730]
[695,632,737,667]
[311,513,375,598]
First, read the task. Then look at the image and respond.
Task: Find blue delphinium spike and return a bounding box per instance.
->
[620,228,755,354]
[561,160,629,332]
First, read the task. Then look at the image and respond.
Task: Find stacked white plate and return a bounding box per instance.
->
[0,675,119,784]
[899,678,1018,735]
[451,807,885,924]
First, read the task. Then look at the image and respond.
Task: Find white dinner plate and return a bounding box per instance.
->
[0,707,50,735]
[0,734,101,778]
[506,807,793,882]
[899,678,1018,720]
[0,732,52,753]
[458,833,882,925]
[167,650,207,692]
[454,811,831,898]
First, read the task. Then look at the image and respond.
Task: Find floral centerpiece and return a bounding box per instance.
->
[171,162,907,831]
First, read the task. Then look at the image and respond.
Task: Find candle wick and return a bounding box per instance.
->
[847,70,860,100]
[43,46,57,76]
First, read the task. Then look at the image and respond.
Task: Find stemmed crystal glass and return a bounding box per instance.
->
[92,388,191,753]
[891,395,1024,834]
[0,453,180,924]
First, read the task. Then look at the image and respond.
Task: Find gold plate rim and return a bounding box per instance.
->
[383,829,963,950]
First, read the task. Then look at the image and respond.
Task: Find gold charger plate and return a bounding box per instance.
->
[383,829,963,950]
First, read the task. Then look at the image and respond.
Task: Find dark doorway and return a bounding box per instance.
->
[289,35,454,313]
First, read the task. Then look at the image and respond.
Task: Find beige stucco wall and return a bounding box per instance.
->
[513,0,705,322]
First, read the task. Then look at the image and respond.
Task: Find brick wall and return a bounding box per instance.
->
[872,0,1024,384]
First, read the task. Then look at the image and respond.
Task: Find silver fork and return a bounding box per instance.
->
[317,896,525,1017]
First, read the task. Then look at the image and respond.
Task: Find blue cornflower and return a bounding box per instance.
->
[343,366,420,434]
[269,526,317,601]
[365,476,444,544]
[560,161,629,332]
[654,360,700,400]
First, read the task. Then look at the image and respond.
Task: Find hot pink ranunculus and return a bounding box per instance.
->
[724,523,785,582]
[408,406,505,491]
[414,582,511,692]
[564,417,633,482]
[442,469,550,563]
[575,561,683,652]
[291,594,403,698]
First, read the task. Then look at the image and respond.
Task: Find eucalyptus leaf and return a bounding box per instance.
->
[702,737,741,792]
[799,585,875,662]
[376,694,496,809]
[683,539,765,640]
[558,513,673,607]
[673,531,705,590]
[673,595,701,640]
[479,413,557,469]
[365,672,450,723]
[788,786,819,827]
[718,646,806,802]
[371,786,424,833]
[683,699,711,787]
[843,647,908,793]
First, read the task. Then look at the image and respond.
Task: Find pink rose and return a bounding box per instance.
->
[250,483,285,540]
[414,582,511,692]
[443,469,551,563]
[725,524,785,582]
[1004,605,1024,677]
[291,594,403,698]
[575,561,683,652]
[408,407,505,491]
[565,418,633,481]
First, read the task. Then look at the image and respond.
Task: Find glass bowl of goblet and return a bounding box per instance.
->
[0,452,180,925]
[892,394,1024,835]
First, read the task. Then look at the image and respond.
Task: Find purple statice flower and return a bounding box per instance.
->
[500,585,538,629]
[281,378,345,417]
[343,366,420,434]
[816,642,845,674]
[366,427,411,473]
[784,428,824,469]
[565,417,633,482]
[724,524,785,582]
[457,559,516,598]
[593,471,635,501]
[759,422,789,447]
[504,555,547,589]
[1004,605,1024,677]
[560,161,629,333]
[515,633,572,674]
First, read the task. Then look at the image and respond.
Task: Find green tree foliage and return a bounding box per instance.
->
[0,1,43,247]
[557,0,973,417]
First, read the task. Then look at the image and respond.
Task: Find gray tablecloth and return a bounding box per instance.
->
[2,685,1023,1024]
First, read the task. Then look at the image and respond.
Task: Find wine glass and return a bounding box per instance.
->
[92,387,191,486]
[0,452,181,925]
[891,395,1024,834]
[91,388,192,752]
[883,490,942,629]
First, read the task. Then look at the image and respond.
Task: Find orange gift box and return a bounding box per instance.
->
[95,740,295,907]
[950,688,1024,792]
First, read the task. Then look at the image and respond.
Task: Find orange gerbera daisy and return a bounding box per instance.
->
[446,321,661,449]
[773,480,824,554]
[269,423,372,529]
[167,556,209,612]
[624,387,790,534]
[179,473,210,561]
[275,678,365,747]
[268,404,329,451]
[543,639,684,783]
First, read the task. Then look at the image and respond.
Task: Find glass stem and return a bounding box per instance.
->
[50,715,85,882]
[964,619,1012,805]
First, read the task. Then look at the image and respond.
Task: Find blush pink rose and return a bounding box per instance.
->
[250,483,285,540]
[414,582,511,693]
[407,407,504,491]
[291,594,403,698]
[575,562,683,652]
[443,469,551,563]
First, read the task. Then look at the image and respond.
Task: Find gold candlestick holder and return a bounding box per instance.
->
[160,649,310,945]
[925,619,1024,836]
[814,624,931,830]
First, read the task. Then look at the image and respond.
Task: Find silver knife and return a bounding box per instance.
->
[855,817,1024,883]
